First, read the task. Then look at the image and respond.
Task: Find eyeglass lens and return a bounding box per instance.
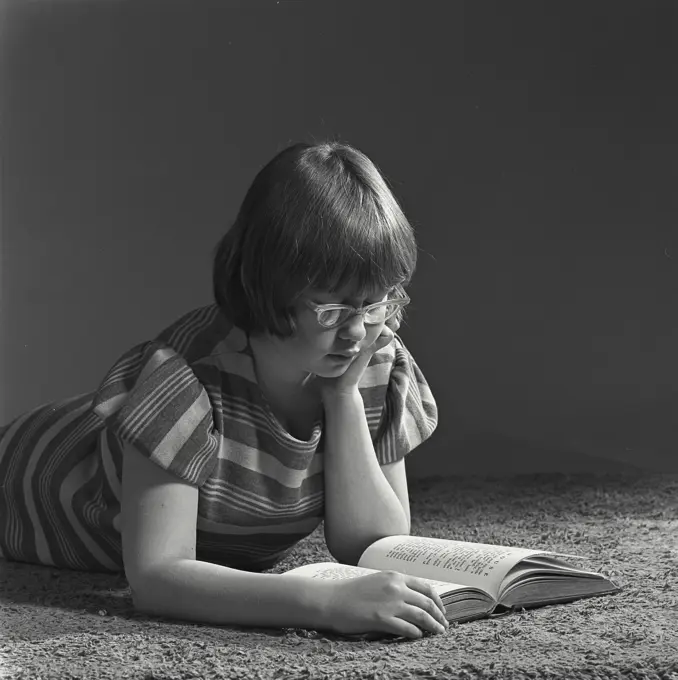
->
[317,302,399,328]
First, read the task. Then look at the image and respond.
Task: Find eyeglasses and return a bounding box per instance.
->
[303,295,410,329]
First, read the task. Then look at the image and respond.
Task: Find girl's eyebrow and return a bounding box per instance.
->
[322,295,385,306]
[308,288,388,305]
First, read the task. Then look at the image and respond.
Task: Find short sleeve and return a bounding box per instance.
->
[373,334,438,465]
[91,340,220,487]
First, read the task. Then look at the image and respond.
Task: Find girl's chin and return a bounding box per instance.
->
[309,354,353,377]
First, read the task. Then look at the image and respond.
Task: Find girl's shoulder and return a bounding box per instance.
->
[153,304,246,365]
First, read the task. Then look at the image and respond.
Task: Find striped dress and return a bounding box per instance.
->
[0,304,438,573]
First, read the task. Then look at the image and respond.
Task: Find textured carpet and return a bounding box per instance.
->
[1,472,677,680]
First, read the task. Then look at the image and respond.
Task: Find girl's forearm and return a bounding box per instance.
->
[322,389,409,566]
[132,558,332,629]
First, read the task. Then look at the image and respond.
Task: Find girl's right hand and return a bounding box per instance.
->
[321,571,449,639]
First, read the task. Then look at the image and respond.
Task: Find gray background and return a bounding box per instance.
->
[2,0,676,476]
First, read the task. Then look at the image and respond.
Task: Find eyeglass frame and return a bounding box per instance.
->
[302,295,411,329]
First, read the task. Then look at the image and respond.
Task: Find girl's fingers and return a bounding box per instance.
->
[386,314,401,332]
[430,589,448,623]
[373,325,394,351]
[405,577,449,627]
[400,603,448,635]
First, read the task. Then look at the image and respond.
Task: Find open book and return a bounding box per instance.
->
[285,535,621,624]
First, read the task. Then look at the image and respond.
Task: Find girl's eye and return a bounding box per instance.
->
[364,306,387,323]
[317,309,343,326]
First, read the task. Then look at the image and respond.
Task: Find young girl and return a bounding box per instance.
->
[0,140,447,640]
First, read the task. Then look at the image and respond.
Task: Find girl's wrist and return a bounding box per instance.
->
[320,386,362,407]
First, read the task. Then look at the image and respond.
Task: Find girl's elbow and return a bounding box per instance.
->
[327,539,364,567]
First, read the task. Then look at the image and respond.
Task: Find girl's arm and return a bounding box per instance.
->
[122,442,330,629]
[322,389,410,567]
[317,324,411,567]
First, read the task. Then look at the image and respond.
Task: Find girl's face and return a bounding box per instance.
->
[251,283,388,389]
[295,284,388,375]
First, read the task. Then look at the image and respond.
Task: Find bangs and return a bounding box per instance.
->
[283,175,417,301]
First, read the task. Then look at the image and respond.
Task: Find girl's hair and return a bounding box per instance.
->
[213,139,418,339]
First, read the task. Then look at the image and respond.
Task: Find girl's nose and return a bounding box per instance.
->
[338,313,367,342]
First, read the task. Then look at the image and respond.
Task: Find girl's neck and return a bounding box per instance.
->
[249,332,316,399]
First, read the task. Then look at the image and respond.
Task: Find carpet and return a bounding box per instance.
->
[1,472,677,680]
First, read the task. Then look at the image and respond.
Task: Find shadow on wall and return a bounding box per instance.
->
[408,392,678,478]
[541,397,678,474]
[406,424,651,479]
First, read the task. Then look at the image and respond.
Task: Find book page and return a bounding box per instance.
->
[499,573,621,608]
[503,555,602,585]
[358,535,555,597]
[284,562,468,596]
[497,556,620,602]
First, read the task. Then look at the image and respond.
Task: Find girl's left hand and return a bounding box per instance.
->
[316,322,397,401]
